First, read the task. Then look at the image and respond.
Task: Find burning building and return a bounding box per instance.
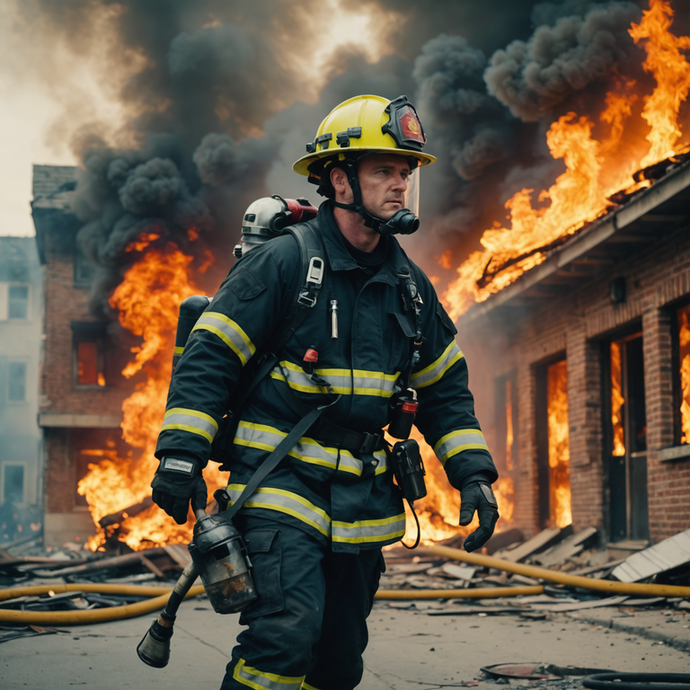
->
[24,0,690,551]
[448,0,690,551]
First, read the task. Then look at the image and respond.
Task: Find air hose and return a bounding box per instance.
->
[0,582,205,625]
[582,673,690,689]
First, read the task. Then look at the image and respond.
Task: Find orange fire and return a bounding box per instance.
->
[443,0,690,320]
[611,341,626,456]
[77,243,225,551]
[678,306,690,444]
[547,360,572,528]
[400,427,514,547]
[505,379,514,472]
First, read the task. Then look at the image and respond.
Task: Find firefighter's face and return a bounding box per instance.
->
[357,155,410,221]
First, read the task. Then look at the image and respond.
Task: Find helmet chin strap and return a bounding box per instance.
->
[330,161,420,237]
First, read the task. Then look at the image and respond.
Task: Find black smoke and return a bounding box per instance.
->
[11,0,690,295]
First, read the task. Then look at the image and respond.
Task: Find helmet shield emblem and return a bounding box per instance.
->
[382,96,426,152]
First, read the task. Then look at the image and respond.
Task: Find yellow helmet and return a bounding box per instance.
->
[293,94,436,181]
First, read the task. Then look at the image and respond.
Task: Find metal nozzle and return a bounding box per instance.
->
[137,616,174,668]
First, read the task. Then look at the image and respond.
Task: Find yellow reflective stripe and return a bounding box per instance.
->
[233,658,304,690]
[433,428,489,466]
[192,312,255,366]
[160,407,218,443]
[271,361,398,398]
[302,683,323,690]
[227,484,331,537]
[173,346,184,355]
[332,513,406,545]
[411,341,463,389]
[234,421,364,476]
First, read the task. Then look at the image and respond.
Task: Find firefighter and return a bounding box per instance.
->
[152,94,499,690]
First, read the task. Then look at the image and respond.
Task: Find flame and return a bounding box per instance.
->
[611,341,626,456]
[443,0,690,321]
[678,306,690,444]
[505,378,514,471]
[78,242,225,551]
[629,0,690,166]
[547,360,571,528]
[399,428,514,547]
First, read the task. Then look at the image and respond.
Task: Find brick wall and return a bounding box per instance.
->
[41,231,128,418]
[460,221,690,543]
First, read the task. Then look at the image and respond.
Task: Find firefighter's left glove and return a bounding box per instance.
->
[151,457,208,525]
[459,474,499,553]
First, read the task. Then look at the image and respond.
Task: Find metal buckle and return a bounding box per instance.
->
[297,290,317,308]
[359,432,380,455]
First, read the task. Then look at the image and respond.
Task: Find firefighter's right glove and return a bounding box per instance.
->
[459,475,499,553]
[151,457,208,525]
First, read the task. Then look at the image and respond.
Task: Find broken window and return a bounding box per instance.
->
[536,358,572,529]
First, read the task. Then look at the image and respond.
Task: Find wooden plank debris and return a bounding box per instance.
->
[532,527,598,567]
[611,528,690,582]
[496,527,566,563]
[441,564,476,581]
[530,595,629,612]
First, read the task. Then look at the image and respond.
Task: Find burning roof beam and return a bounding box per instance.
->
[458,158,690,324]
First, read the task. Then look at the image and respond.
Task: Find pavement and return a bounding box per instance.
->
[2,594,689,689]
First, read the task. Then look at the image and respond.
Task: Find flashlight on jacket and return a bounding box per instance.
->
[388,388,418,439]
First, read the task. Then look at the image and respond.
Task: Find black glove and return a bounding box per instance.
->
[151,457,208,525]
[459,474,499,553]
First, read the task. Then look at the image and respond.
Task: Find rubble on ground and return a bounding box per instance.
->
[1,525,689,624]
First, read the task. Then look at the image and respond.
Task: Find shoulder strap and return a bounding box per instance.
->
[269,220,326,355]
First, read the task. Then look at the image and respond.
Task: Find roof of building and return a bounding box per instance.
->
[32,165,79,212]
[458,156,690,326]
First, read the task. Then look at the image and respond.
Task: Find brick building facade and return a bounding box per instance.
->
[32,165,129,546]
[459,160,690,550]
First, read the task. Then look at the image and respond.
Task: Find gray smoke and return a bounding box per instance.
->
[485,1,643,121]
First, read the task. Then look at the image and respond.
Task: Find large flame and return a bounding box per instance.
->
[443,0,690,321]
[547,360,571,528]
[78,241,225,551]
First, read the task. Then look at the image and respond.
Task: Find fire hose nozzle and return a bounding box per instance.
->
[136,613,175,668]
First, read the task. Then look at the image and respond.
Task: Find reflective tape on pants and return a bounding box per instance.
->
[233,658,304,690]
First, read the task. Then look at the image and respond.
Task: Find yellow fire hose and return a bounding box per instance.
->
[0,583,205,625]
[2,544,688,625]
[425,545,690,598]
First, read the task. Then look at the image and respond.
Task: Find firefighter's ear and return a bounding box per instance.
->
[330,166,349,195]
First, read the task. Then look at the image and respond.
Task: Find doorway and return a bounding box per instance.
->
[606,333,648,542]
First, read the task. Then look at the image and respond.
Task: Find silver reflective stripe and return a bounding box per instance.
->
[234,421,364,476]
[434,428,489,466]
[160,407,218,443]
[227,484,331,537]
[192,312,255,366]
[271,361,398,398]
[411,341,463,389]
[332,513,406,545]
[233,658,304,690]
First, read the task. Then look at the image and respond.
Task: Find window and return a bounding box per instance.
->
[74,244,95,286]
[72,322,107,388]
[8,362,27,401]
[0,283,30,320]
[2,464,25,505]
[8,285,29,319]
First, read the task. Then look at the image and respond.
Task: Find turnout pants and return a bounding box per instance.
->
[220,516,384,690]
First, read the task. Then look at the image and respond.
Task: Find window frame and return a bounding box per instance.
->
[1,462,27,506]
[7,360,28,403]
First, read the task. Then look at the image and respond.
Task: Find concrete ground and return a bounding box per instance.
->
[1,595,689,689]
